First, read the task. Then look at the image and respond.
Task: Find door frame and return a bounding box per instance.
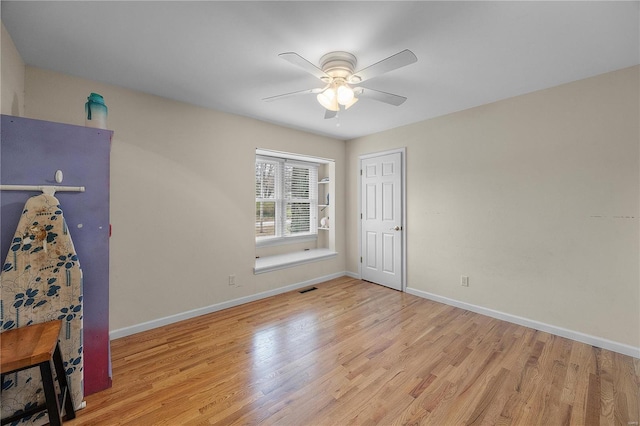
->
[358,147,407,291]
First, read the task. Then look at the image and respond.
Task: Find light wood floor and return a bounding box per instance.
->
[69,277,639,425]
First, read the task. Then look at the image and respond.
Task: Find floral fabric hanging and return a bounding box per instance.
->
[1,194,83,424]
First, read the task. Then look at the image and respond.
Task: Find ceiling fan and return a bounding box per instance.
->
[263,49,418,119]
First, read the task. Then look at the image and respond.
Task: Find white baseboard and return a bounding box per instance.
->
[345,271,360,279]
[110,271,347,340]
[406,287,640,359]
[110,276,639,359]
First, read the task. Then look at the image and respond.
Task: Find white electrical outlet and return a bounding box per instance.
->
[229,275,236,286]
[461,276,469,287]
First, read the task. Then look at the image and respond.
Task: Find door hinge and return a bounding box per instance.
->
[360,169,363,175]
[360,213,363,219]
[360,257,363,263]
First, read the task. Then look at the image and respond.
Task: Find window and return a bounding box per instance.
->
[255,154,318,244]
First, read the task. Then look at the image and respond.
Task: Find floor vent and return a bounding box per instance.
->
[299,287,318,294]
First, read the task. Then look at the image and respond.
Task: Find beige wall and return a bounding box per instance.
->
[1,37,347,334]
[1,23,25,116]
[19,67,346,332]
[346,66,640,348]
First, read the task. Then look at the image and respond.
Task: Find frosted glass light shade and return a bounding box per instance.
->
[317,88,339,111]
[337,85,354,105]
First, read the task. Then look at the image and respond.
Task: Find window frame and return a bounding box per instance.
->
[255,153,318,247]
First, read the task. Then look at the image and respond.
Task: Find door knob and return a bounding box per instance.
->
[391,226,401,231]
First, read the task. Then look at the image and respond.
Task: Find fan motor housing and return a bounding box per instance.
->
[320,51,357,79]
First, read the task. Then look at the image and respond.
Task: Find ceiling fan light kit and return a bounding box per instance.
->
[316,79,357,111]
[336,84,355,104]
[265,49,417,119]
[317,85,339,111]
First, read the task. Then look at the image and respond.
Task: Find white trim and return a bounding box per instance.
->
[256,148,333,164]
[254,248,337,274]
[110,271,347,340]
[406,287,640,359]
[358,147,407,291]
[255,155,319,242]
[359,147,407,160]
[110,276,639,358]
[357,161,362,279]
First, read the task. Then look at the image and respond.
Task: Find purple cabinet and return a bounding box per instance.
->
[1,115,112,395]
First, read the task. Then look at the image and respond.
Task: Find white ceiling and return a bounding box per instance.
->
[2,1,639,140]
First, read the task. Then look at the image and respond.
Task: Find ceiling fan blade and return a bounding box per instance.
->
[262,87,323,102]
[279,52,329,80]
[357,87,407,106]
[351,49,417,83]
[324,109,337,119]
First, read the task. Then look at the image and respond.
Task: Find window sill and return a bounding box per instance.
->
[256,234,317,248]
[254,248,337,274]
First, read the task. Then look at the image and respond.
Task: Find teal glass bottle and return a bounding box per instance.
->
[85,93,108,129]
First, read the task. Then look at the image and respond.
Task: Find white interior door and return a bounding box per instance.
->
[360,151,403,290]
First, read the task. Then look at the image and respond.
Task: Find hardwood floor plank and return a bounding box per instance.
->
[585,372,602,425]
[464,367,510,425]
[66,277,639,425]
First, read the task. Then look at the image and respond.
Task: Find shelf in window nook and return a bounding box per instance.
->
[318,177,330,230]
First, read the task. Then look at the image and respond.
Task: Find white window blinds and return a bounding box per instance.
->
[256,155,318,243]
